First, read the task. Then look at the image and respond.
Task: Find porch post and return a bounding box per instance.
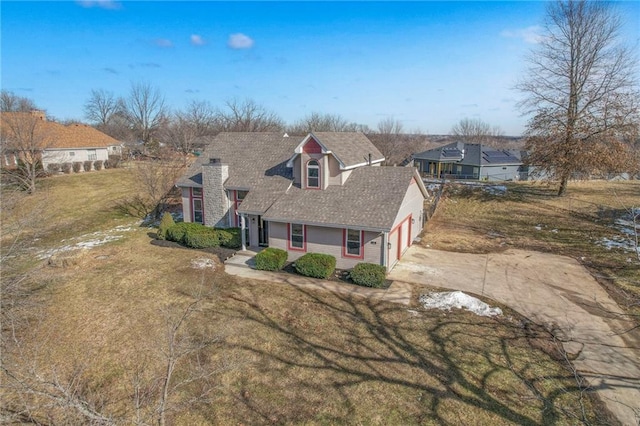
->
[240,214,247,252]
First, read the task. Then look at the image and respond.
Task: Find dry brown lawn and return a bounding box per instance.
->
[1,170,618,425]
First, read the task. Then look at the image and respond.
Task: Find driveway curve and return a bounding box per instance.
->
[389,246,640,426]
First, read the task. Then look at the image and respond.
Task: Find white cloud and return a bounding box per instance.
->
[500,25,543,44]
[190,34,205,46]
[76,0,121,10]
[154,38,174,48]
[228,33,254,49]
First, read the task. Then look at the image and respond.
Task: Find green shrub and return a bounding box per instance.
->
[184,227,219,249]
[255,248,288,271]
[350,263,386,288]
[157,212,175,240]
[295,253,336,279]
[166,222,205,244]
[217,227,242,249]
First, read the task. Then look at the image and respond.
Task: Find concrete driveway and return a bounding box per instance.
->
[389,245,640,426]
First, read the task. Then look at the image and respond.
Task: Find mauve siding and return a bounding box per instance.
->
[390,180,424,243]
[327,155,341,186]
[181,187,192,223]
[268,222,383,269]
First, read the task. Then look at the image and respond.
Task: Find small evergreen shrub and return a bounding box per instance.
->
[217,227,242,249]
[157,212,175,240]
[350,263,386,288]
[166,222,205,244]
[61,162,73,174]
[295,253,336,279]
[94,160,103,170]
[47,163,61,174]
[255,248,288,271]
[83,161,93,172]
[184,226,219,249]
[72,161,83,173]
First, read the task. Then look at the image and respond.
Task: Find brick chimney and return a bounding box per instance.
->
[201,158,229,227]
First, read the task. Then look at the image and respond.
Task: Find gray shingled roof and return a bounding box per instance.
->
[308,132,384,169]
[413,141,522,166]
[263,167,423,231]
[236,177,292,215]
[176,132,298,188]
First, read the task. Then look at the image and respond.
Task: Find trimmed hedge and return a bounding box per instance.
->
[184,227,219,249]
[294,253,336,279]
[166,222,206,245]
[94,160,104,170]
[83,161,93,172]
[47,163,61,174]
[216,227,242,249]
[72,161,83,173]
[165,222,240,249]
[255,248,288,271]
[157,212,175,240]
[62,162,73,174]
[350,262,386,288]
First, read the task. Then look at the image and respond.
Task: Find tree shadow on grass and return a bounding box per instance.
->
[215,281,612,425]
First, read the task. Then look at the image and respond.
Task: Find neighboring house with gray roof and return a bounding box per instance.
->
[176,132,429,270]
[413,141,528,181]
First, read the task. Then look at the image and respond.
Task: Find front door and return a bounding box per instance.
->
[258,216,269,246]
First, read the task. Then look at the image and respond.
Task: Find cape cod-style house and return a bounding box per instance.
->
[177,132,428,271]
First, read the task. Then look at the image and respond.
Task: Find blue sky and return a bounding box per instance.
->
[2,1,638,135]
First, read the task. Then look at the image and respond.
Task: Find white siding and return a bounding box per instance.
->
[41,147,109,168]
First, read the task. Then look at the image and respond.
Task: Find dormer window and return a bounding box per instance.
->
[307,160,320,189]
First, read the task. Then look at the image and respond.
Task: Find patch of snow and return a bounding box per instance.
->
[483,185,507,195]
[551,229,558,233]
[419,291,503,317]
[535,225,542,231]
[597,209,639,254]
[191,258,216,269]
[36,223,136,260]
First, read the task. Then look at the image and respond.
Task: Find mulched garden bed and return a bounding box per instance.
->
[281,262,392,289]
[150,239,237,263]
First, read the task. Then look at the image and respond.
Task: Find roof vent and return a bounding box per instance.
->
[209,158,221,164]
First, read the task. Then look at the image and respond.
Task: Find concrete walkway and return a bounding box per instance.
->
[224,251,412,305]
[389,245,640,426]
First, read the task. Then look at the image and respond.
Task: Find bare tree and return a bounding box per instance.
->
[517,0,639,195]
[84,89,123,128]
[288,111,367,133]
[0,90,38,113]
[123,82,168,149]
[160,100,220,157]
[366,117,425,166]
[216,98,284,132]
[1,112,53,194]
[450,118,503,144]
[116,154,185,221]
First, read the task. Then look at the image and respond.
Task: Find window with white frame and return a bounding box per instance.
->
[290,223,305,249]
[345,228,362,257]
[307,160,319,188]
[87,149,97,161]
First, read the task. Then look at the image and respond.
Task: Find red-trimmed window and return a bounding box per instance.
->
[306,160,320,189]
[343,228,364,258]
[234,190,248,226]
[191,188,203,224]
[288,223,306,251]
